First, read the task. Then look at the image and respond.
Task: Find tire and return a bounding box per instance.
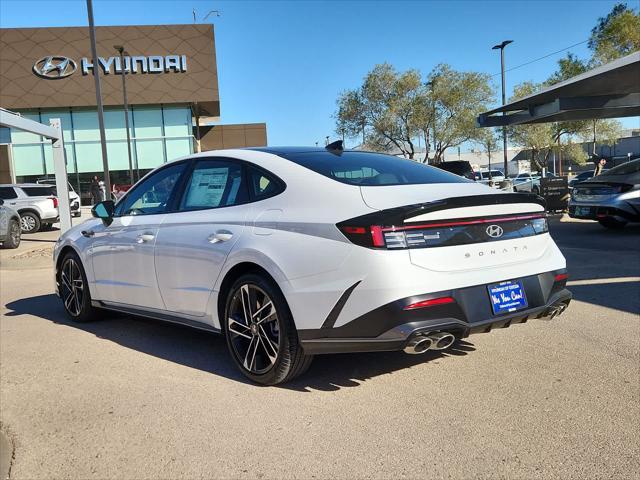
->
[224,273,313,385]
[598,218,627,229]
[1,219,21,249]
[20,211,40,233]
[58,251,100,322]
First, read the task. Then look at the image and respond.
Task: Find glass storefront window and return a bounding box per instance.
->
[11,105,194,184]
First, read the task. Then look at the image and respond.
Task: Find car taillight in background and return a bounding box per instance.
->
[50,196,59,208]
[338,213,548,250]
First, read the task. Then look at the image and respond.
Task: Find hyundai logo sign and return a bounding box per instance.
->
[33,56,77,79]
[486,225,504,238]
[33,54,188,79]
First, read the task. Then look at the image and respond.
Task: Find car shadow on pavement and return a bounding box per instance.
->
[566,280,640,316]
[5,294,475,390]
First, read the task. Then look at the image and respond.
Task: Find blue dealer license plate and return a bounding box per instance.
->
[488,280,528,315]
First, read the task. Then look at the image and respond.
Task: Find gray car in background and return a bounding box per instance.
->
[0,199,21,249]
[569,159,640,229]
[0,184,59,233]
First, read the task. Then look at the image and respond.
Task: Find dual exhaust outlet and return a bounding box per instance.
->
[404,332,456,355]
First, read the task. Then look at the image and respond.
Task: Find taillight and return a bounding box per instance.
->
[338,213,547,249]
[338,225,385,248]
[554,273,569,282]
[404,296,455,310]
[50,196,59,208]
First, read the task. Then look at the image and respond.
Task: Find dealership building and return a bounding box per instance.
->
[0,24,267,200]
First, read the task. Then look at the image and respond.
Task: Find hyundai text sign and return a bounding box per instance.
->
[32,54,188,79]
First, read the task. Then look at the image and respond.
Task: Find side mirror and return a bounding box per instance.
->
[91,200,115,225]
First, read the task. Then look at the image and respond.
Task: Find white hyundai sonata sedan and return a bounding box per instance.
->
[54,144,571,385]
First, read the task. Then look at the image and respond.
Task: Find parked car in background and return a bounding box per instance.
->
[0,199,21,249]
[0,184,59,233]
[433,160,475,180]
[37,178,81,217]
[54,146,570,385]
[569,159,640,229]
[510,172,541,195]
[474,170,505,187]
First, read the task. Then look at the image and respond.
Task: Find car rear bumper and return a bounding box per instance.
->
[299,269,571,355]
[569,203,639,222]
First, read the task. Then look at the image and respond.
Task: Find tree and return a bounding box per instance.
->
[579,118,623,155]
[334,63,426,159]
[428,64,494,163]
[588,2,640,65]
[475,127,499,167]
[334,63,494,162]
[546,53,588,85]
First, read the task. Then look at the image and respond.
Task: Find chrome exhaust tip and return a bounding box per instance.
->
[404,335,433,354]
[428,332,456,351]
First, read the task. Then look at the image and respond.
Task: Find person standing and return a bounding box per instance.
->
[90,175,101,205]
[593,158,607,177]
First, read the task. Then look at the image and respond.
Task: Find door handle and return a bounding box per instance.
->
[9,202,17,205]
[208,230,233,244]
[81,230,95,238]
[136,233,155,244]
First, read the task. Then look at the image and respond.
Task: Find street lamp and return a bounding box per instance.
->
[114,45,136,184]
[492,40,513,176]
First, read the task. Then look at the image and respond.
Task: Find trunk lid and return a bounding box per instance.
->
[357,185,548,272]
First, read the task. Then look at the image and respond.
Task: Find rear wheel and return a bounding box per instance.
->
[20,212,40,233]
[59,251,100,322]
[1,219,21,249]
[598,217,627,229]
[224,273,312,385]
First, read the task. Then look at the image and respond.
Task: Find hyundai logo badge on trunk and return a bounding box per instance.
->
[486,224,504,238]
[33,56,77,79]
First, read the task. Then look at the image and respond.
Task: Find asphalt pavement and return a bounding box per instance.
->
[0,216,638,479]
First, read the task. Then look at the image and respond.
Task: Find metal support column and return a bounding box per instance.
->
[50,118,72,233]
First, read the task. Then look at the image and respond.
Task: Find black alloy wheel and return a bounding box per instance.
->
[224,273,312,385]
[59,252,100,322]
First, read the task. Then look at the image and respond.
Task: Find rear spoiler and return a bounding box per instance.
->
[340,193,545,227]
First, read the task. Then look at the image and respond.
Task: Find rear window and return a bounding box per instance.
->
[280,151,468,186]
[0,187,18,199]
[20,186,55,197]
[435,162,472,176]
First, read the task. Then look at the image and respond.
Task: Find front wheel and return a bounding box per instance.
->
[224,273,312,385]
[59,252,100,322]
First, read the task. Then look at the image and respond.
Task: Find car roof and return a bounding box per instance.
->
[0,183,50,187]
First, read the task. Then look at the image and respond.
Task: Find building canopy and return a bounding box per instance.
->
[477,51,640,127]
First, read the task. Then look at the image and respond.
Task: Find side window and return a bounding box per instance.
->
[180,160,247,210]
[0,187,18,200]
[116,162,186,216]
[247,166,284,200]
[21,186,54,197]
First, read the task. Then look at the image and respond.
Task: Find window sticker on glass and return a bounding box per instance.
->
[185,168,229,208]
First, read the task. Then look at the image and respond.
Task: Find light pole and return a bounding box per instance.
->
[114,45,136,184]
[492,40,513,176]
[86,0,111,196]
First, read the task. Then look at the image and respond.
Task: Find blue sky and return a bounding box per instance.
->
[1,0,638,148]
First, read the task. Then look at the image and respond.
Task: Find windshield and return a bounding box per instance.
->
[279,151,469,186]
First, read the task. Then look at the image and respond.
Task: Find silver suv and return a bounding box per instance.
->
[0,184,59,233]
